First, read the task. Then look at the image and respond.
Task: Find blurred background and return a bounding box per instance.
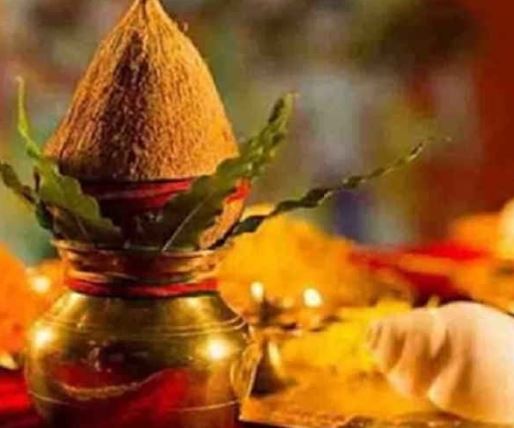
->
[0,0,511,263]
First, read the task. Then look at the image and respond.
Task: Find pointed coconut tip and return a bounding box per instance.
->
[126,0,168,19]
[44,0,238,182]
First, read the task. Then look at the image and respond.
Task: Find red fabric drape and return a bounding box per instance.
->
[0,370,266,428]
[0,370,43,428]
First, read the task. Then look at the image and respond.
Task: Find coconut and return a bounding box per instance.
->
[44,0,245,248]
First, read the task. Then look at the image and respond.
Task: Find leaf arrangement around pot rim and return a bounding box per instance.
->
[0,80,424,252]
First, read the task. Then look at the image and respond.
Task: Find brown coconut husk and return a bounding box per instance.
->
[44,0,238,181]
[44,0,245,248]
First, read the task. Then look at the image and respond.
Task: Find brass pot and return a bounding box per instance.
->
[25,242,257,428]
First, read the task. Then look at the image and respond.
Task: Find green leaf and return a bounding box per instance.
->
[243,93,296,177]
[231,143,425,237]
[35,159,122,242]
[0,161,37,207]
[35,202,54,231]
[15,78,122,243]
[148,94,295,251]
[16,78,41,159]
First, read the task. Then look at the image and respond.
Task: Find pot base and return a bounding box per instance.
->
[32,396,243,428]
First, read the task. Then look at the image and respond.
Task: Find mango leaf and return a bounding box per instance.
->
[0,161,37,207]
[230,143,425,237]
[35,202,54,231]
[35,159,122,242]
[16,79,122,243]
[242,93,296,177]
[149,94,295,251]
[16,78,42,159]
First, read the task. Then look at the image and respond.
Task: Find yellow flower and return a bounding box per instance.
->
[0,247,63,355]
[220,206,379,311]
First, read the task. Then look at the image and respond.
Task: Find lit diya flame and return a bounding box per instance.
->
[303,288,323,309]
[250,281,266,304]
[27,270,52,295]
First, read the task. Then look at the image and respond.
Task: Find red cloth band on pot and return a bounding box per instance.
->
[66,277,219,299]
[83,179,250,213]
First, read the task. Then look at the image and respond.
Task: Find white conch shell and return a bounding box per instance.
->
[368,302,514,425]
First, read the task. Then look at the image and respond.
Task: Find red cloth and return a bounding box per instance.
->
[0,370,267,428]
[349,241,490,302]
[83,180,251,214]
[66,277,219,298]
[0,370,43,428]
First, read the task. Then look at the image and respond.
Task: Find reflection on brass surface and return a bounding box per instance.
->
[252,337,293,396]
[25,243,255,428]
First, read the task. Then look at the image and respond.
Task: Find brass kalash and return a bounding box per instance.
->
[22,0,258,426]
[26,242,255,428]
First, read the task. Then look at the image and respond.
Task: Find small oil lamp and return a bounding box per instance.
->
[246,283,330,396]
[252,335,292,396]
[296,287,326,331]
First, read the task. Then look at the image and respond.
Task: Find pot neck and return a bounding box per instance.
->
[55,241,226,298]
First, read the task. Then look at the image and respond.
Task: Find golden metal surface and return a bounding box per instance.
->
[25,243,256,428]
[54,240,227,284]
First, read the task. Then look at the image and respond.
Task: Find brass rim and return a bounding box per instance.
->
[53,240,227,258]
